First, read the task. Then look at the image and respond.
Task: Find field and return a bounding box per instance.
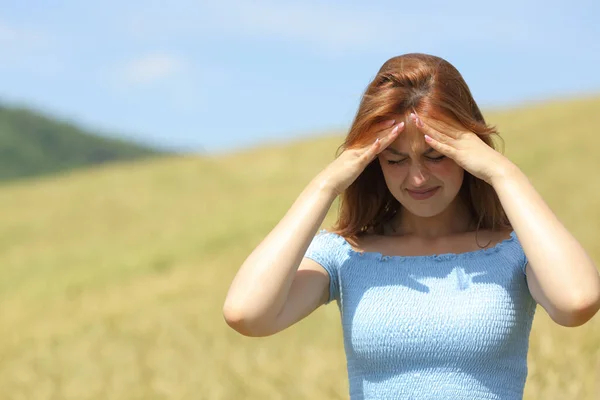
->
[0,96,599,399]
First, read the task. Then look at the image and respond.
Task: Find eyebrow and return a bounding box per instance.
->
[384,147,436,156]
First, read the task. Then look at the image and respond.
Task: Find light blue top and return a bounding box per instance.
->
[304,229,537,400]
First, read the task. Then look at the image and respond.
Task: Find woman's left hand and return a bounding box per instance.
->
[411,113,515,185]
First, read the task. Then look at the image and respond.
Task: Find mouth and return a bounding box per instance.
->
[406,187,440,200]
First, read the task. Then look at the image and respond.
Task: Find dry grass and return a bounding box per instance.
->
[0,95,599,399]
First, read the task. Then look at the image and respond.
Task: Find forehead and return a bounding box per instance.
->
[386,117,431,155]
[383,110,461,155]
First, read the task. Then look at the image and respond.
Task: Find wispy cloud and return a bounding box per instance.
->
[210,1,537,53]
[0,19,55,64]
[107,52,209,113]
[0,20,51,47]
[115,54,187,86]
[122,1,395,54]
[207,1,387,53]
[120,0,535,56]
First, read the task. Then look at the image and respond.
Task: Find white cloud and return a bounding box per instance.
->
[116,54,187,86]
[106,53,211,113]
[216,1,536,53]
[122,1,391,54]
[0,20,51,47]
[120,0,536,57]
[0,19,55,65]
[210,1,385,53]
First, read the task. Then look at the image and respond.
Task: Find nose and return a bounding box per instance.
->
[406,161,429,187]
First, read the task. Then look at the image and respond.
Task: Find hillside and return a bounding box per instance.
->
[0,96,598,399]
[0,104,165,182]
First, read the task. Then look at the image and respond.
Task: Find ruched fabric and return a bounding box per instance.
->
[304,229,536,400]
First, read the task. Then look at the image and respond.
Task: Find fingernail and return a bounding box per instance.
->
[409,113,415,120]
[398,121,405,129]
[385,119,396,126]
[417,117,424,127]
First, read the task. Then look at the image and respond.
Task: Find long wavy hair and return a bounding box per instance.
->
[329,53,511,242]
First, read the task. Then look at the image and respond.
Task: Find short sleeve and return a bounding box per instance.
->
[303,229,341,304]
[510,230,529,275]
[522,252,529,275]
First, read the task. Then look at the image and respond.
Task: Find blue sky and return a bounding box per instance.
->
[1,0,599,154]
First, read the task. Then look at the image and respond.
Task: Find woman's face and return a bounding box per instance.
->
[377,115,465,218]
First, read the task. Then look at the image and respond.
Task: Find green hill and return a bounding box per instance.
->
[0,104,165,182]
[0,96,598,399]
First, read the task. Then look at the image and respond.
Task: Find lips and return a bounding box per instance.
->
[407,187,437,194]
[406,187,440,200]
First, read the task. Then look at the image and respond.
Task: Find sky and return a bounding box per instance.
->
[1,0,599,154]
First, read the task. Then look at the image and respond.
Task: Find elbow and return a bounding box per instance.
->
[553,291,600,328]
[222,303,276,337]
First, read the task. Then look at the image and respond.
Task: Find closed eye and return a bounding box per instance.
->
[387,155,446,165]
[387,159,407,165]
[426,155,446,162]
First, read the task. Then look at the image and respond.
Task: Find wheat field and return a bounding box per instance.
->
[0,96,599,399]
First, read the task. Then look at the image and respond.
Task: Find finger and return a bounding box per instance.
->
[361,120,403,149]
[357,120,404,158]
[360,137,382,164]
[362,122,404,161]
[372,119,397,133]
[376,121,405,148]
[424,134,456,158]
[410,113,452,145]
[411,112,463,140]
[409,113,436,136]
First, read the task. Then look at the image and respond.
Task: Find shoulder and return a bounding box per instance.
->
[311,229,345,244]
[305,229,348,261]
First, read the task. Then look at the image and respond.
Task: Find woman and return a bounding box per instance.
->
[223,53,600,399]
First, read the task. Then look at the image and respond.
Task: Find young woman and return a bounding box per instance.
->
[223,53,600,399]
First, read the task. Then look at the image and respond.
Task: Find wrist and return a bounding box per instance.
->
[308,176,340,200]
[489,160,521,187]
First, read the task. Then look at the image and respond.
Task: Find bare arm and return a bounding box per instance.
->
[222,120,404,337]
[410,112,600,328]
[492,164,600,327]
[222,178,337,336]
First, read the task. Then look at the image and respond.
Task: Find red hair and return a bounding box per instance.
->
[329,53,510,241]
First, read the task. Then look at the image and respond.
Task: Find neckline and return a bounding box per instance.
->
[319,229,518,262]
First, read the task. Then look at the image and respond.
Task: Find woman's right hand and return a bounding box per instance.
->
[315,119,405,196]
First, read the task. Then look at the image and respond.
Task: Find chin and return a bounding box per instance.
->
[397,194,454,218]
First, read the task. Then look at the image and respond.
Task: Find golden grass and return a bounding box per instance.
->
[0,95,599,399]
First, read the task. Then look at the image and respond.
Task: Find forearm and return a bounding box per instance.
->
[491,163,600,319]
[223,177,337,330]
